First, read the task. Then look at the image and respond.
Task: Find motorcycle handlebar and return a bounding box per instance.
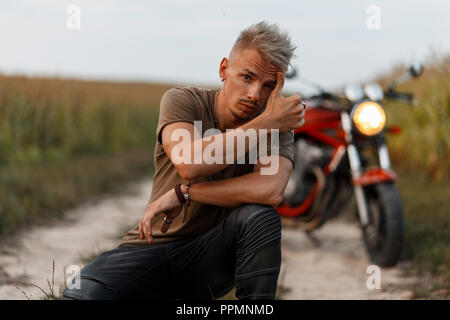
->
[308,91,341,101]
[384,88,414,102]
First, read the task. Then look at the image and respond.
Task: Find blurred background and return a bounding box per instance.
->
[0,0,448,299]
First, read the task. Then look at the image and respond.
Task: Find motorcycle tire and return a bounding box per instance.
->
[360,182,405,267]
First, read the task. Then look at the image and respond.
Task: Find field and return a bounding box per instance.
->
[377,53,449,180]
[0,75,172,236]
[0,53,448,296]
[372,52,449,293]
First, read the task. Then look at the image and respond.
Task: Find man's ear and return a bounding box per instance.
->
[219,57,228,81]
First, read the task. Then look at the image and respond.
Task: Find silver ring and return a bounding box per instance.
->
[164,217,172,225]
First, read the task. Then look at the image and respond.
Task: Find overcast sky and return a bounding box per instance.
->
[1,0,449,94]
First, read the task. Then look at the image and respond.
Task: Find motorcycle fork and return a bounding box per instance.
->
[341,112,370,226]
[378,143,392,169]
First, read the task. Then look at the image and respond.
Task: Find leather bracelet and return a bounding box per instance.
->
[176,182,191,223]
[174,184,185,204]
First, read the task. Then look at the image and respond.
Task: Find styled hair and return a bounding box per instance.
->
[231,21,297,73]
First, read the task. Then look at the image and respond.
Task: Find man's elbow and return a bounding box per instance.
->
[177,164,199,181]
[264,160,292,206]
[265,193,283,207]
[263,177,288,206]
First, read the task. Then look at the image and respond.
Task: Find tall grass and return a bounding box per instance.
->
[0,75,174,237]
[376,53,449,181]
[0,75,171,166]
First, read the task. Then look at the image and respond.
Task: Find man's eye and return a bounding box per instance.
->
[242,75,251,81]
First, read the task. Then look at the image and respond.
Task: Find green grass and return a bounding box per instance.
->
[377,53,449,181]
[0,148,155,238]
[396,170,450,285]
[0,75,167,167]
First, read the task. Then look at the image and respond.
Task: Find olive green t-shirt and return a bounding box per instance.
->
[118,87,294,247]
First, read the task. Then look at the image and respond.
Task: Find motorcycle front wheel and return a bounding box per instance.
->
[360,182,405,267]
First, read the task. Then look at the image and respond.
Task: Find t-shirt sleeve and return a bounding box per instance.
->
[156,88,197,145]
[260,129,295,167]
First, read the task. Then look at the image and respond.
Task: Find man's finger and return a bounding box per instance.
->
[288,93,302,106]
[139,218,143,240]
[271,72,285,98]
[300,108,305,118]
[144,218,153,244]
[142,221,148,240]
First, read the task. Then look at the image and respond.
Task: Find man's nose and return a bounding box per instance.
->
[246,84,261,104]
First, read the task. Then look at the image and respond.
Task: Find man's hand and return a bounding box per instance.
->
[263,72,305,132]
[139,188,183,244]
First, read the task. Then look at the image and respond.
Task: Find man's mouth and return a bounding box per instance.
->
[239,103,256,112]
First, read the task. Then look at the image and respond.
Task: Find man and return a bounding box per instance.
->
[62,21,305,300]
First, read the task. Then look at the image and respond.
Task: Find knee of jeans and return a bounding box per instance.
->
[61,278,116,300]
[234,204,281,240]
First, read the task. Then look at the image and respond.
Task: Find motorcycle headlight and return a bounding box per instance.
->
[352,101,386,136]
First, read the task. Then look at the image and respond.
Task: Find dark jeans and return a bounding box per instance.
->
[62,203,282,300]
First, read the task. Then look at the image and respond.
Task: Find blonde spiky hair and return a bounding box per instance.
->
[231,21,297,73]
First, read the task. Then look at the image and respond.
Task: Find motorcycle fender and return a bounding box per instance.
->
[352,168,397,186]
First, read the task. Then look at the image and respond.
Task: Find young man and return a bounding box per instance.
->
[62,21,305,300]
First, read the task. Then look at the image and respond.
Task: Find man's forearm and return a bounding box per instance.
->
[179,113,274,180]
[181,169,284,208]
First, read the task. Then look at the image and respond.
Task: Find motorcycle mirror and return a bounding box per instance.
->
[344,83,364,102]
[409,61,423,77]
[285,65,297,79]
[364,83,384,101]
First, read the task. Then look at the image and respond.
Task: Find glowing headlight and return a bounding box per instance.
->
[352,101,386,136]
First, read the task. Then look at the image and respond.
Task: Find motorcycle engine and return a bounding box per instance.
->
[282,138,334,207]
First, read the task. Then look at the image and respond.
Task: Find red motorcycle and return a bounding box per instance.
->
[276,63,423,267]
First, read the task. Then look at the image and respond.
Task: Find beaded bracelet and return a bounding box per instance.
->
[184,182,191,207]
[182,182,191,222]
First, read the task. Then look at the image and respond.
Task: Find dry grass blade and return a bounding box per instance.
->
[15,286,31,300]
[29,283,50,300]
[52,260,55,293]
[46,279,54,298]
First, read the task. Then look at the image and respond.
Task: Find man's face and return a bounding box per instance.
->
[220,48,280,121]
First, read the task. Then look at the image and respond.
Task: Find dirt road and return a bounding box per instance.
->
[0,178,152,300]
[279,221,415,299]
[0,177,416,300]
